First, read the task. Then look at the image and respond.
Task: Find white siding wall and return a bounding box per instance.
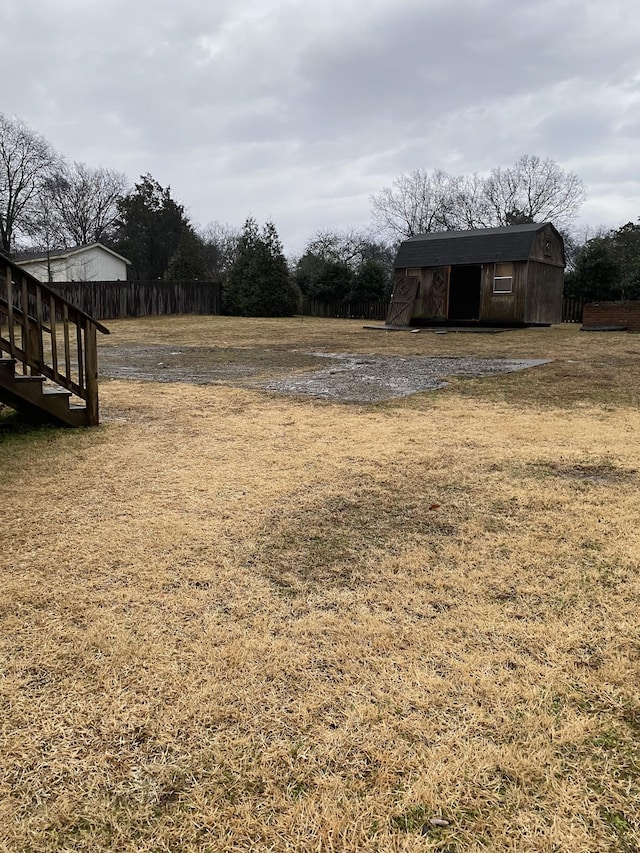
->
[67,247,128,281]
[17,247,128,282]
[16,259,54,281]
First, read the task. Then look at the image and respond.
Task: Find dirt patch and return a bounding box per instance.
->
[99,343,550,402]
[98,344,321,383]
[533,460,638,484]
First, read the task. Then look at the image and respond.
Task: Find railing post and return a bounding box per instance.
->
[35,283,45,370]
[21,275,31,372]
[5,265,15,355]
[84,319,99,426]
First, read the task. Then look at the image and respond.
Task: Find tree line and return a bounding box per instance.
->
[564,222,640,302]
[1,111,636,315]
[0,112,396,313]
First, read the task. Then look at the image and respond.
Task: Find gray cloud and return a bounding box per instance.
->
[2,0,640,253]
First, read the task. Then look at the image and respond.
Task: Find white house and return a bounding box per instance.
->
[14,243,131,282]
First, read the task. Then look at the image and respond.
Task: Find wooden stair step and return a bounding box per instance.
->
[42,387,72,397]
[14,374,46,383]
[0,369,87,427]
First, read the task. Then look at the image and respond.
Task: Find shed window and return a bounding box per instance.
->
[493,262,513,294]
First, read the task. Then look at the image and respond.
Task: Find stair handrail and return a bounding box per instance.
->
[0,252,110,426]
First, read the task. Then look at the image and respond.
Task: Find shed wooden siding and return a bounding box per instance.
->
[411,262,528,323]
[525,261,563,324]
[479,262,527,324]
[529,225,565,267]
[393,223,564,326]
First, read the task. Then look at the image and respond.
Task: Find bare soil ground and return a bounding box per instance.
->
[97,341,550,403]
[1,318,639,852]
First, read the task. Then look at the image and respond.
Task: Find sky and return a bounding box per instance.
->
[2,0,639,256]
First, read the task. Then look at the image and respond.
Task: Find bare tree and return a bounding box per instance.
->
[370,156,586,240]
[305,226,394,270]
[454,172,493,229]
[305,227,366,267]
[0,113,60,253]
[24,180,59,281]
[44,161,129,246]
[370,169,462,240]
[483,155,586,231]
[198,221,241,279]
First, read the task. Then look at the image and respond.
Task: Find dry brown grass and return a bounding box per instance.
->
[1,318,639,852]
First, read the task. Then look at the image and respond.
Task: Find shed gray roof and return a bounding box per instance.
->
[395,223,558,268]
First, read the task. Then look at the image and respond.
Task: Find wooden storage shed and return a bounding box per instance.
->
[387,223,565,327]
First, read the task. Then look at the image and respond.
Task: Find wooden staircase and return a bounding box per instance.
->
[0,252,109,427]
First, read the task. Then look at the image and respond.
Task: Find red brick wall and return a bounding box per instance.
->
[582,301,640,331]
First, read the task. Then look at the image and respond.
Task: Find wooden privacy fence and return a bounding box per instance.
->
[301,297,388,320]
[303,297,584,325]
[50,280,221,321]
[562,298,584,323]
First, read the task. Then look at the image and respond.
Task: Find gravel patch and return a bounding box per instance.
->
[99,344,550,403]
[257,353,551,402]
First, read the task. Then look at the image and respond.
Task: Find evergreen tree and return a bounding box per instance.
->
[566,221,640,301]
[165,227,207,279]
[350,258,390,300]
[294,251,327,296]
[295,228,394,301]
[611,221,640,298]
[115,174,188,279]
[223,217,261,314]
[310,260,353,300]
[224,218,299,316]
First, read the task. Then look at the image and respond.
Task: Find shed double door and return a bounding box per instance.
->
[386,274,419,326]
[426,267,449,320]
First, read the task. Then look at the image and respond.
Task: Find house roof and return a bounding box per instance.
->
[395,223,561,268]
[14,242,131,265]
